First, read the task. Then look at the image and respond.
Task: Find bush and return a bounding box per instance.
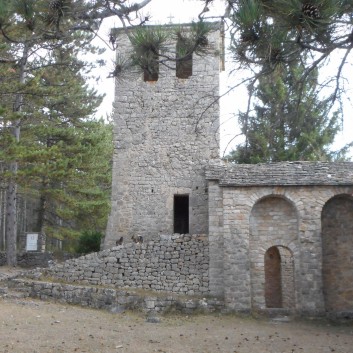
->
[75,231,103,254]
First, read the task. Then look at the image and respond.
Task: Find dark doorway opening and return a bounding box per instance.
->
[265,246,283,308]
[174,195,189,234]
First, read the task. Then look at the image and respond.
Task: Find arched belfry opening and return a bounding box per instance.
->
[322,194,353,312]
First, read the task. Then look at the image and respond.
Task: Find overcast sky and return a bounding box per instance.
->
[93,0,352,157]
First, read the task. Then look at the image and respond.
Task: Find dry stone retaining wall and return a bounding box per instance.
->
[7,278,223,315]
[45,234,209,296]
[0,252,53,267]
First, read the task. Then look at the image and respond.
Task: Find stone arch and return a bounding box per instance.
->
[249,188,304,219]
[321,194,353,313]
[250,195,299,310]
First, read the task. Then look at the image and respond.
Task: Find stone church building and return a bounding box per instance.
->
[104,24,353,317]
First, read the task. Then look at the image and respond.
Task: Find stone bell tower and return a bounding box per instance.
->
[104,23,222,248]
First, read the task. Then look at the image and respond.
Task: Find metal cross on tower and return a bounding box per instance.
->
[167,14,174,24]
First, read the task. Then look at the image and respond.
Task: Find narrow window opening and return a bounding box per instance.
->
[144,67,159,82]
[174,195,189,234]
[176,38,192,79]
[143,55,159,82]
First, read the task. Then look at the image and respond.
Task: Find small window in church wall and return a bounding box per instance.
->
[144,66,159,82]
[174,195,189,233]
[143,55,159,82]
[176,39,192,79]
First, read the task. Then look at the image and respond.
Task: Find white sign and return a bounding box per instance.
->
[26,233,38,251]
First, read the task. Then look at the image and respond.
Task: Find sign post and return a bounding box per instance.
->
[26,233,39,251]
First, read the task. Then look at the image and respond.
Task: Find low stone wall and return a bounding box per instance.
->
[0,252,53,268]
[17,252,54,268]
[0,252,6,266]
[44,234,209,296]
[8,278,223,314]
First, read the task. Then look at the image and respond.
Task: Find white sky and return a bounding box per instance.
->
[93,0,353,158]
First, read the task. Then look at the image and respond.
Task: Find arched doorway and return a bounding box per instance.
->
[264,246,295,309]
[250,196,298,310]
[322,195,353,312]
[265,246,282,308]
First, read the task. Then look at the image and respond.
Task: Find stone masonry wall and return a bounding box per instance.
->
[206,161,353,316]
[322,195,353,313]
[0,251,53,267]
[208,184,353,315]
[8,278,223,315]
[105,24,221,248]
[45,234,209,296]
[250,196,298,310]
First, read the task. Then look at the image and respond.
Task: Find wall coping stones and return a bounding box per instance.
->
[206,160,353,186]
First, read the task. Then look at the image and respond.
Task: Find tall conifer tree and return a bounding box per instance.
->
[228,60,345,163]
[0,0,114,262]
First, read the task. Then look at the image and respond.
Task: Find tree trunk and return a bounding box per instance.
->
[6,171,17,266]
[5,48,27,266]
[6,122,20,266]
[36,187,47,234]
[0,189,5,250]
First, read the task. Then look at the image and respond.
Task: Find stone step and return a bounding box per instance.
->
[255,307,295,322]
[271,315,291,323]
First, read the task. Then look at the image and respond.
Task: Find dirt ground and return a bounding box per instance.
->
[1,267,353,353]
[0,295,352,353]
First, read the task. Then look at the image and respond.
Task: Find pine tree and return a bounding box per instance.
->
[19,119,112,242]
[227,60,345,163]
[23,51,111,239]
[220,0,353,127]
[0,0,112,263]
[1,39,112,246]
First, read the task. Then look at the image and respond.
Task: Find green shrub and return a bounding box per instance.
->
[75,231,103,254]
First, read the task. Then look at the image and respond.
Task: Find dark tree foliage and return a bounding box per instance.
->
[0,41,113,241]
[75,230,103,254]
[189,0,353,161]
[214,0,353,126]
[227,60,347,163]
[0,0,123,263]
